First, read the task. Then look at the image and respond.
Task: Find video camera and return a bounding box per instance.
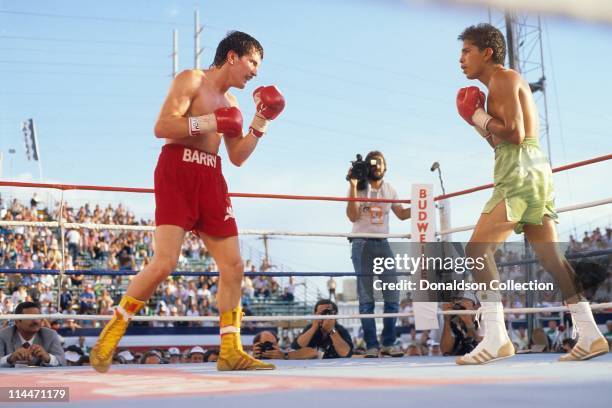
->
[346,154,374,182]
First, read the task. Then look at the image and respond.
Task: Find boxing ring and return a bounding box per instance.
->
[1,355,611,407]
[0,153,611,407]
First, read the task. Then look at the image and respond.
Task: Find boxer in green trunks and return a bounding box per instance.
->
[453,23,607,365]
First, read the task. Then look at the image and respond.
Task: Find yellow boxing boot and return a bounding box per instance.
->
[90,296,144,373]
[217,307,276,371]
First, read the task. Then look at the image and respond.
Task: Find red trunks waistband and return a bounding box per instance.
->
[160,144,222,172]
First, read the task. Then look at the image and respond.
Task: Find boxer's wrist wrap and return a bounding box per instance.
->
[188,114,216,137]
[249,113,269,138]
[474,125,492,140]
[472,108,492,131]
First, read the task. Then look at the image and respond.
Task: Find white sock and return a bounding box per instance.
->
[479,302,509,342]
[477,290,509,344]
[568,302,603,344]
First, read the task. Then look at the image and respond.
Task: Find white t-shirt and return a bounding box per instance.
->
[66,230,81,245]
[349,181,398,234]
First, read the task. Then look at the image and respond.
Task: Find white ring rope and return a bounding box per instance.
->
[2,302,611,322]
[1,196,609,239]
[0,221,60,228]
[555,197,612,213]
[0,220,407,238]
[239,230,410,239]
[438,197,612,236]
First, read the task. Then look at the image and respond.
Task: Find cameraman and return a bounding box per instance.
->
[292,300,353,358]
[252,331,318,360]
[346,150,410,358]
[440,296,481,356]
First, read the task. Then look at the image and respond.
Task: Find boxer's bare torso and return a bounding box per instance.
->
[158,69,238,155]
[485,68,539,147]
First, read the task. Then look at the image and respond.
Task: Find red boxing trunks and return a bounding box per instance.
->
[154,144,238,237]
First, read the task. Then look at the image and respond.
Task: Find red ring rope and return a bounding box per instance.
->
[435,153,611,201]
[0,153,609,204]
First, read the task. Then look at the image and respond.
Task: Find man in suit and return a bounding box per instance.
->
[0,301,65,367]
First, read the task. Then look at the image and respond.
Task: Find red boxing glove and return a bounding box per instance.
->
[254,86,285,120]
[456,86,481,125]
[478,90,486,109]
[189,106,243,138]
[249,85,285,137]
[456,86,492,130]
[215,107,243,138]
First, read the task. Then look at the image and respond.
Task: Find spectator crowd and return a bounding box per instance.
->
[0,195,297,329]
[1,195,611,365]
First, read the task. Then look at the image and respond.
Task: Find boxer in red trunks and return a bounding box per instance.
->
[91,31,285,372]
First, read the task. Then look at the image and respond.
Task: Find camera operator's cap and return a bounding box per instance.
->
[189,346,205,356]
[168,347,181,356]
[117,350,134,361]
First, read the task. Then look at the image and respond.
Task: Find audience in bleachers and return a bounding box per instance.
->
[0,195,296,330]
[1,194,610,362]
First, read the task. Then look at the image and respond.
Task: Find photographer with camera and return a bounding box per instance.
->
[292,300,353,358]
[346,151,411,358]
[252,331,318,360]
[440,296,482,356]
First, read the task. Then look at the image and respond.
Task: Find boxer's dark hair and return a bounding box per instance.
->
[458,23,506,65]
[212,31,264,68]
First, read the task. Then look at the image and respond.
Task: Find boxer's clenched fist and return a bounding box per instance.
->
[456,86,492,130]
[189,106,243,138]
[249,86,285,137]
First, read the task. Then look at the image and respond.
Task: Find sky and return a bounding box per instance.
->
[0,0,611,297]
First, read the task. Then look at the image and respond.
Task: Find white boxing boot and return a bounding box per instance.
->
[456,291,515,365]
[559,302,608,362]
